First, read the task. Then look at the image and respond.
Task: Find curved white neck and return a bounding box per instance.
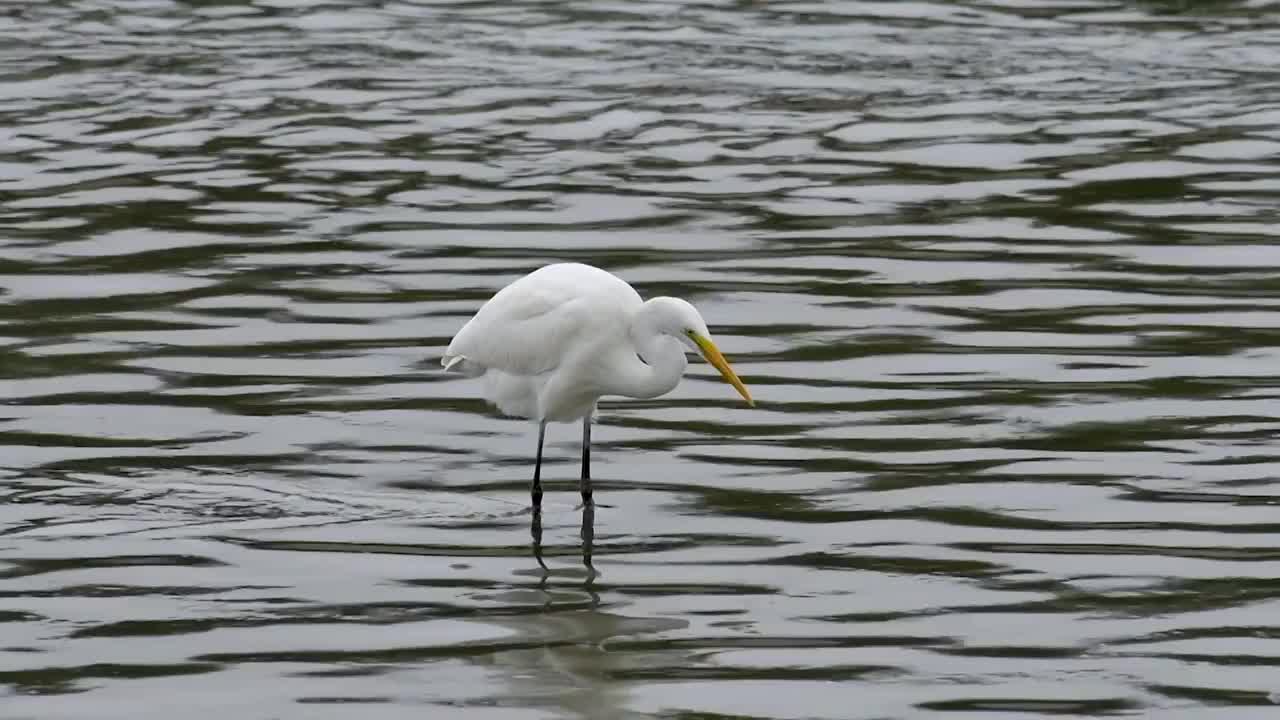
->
[607,302,688,400]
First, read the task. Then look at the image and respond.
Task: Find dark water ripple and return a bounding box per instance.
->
[3,0,1280,717]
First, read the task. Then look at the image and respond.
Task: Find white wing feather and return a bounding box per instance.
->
[442,263,641,378]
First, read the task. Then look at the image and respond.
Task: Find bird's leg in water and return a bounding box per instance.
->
[580,415,593,504]
[531,504,546,570]
[581,500,596,581]
[532,420,546,509]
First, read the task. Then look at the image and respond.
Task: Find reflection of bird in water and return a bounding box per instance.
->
[482,598,688,720]
[490,502,688,720]
[532,499,596,579]
[443,263,754,510]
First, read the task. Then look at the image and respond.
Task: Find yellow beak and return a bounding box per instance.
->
[690,332,754,407]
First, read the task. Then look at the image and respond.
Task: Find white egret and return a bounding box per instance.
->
[442,262,753,508]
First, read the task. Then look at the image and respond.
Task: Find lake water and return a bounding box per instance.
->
[3,1,1280,717]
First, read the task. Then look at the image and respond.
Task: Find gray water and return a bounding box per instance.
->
[3,1,1280,717]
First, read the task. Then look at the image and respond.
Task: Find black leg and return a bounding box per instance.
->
[532,420,546,510]
[580,414,593,504]
[581,500,595,579]
[531,504,546,571]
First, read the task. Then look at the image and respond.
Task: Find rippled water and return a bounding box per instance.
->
[4,0,1280,717]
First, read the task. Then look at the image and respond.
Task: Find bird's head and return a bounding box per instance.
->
[648,297,754,407]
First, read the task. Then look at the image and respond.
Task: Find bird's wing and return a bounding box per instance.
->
[443,282,595,377]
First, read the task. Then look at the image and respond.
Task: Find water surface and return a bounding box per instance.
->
[3,1,1280,717]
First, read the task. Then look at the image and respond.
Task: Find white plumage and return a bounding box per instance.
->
[442,262,753,506]
[443,263,636,420]
[443,262,751,422]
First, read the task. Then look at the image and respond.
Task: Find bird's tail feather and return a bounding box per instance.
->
[441,354,485,377]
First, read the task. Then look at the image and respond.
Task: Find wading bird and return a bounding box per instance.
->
[442,262,753,509]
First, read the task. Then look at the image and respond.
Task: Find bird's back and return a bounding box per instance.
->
[442,264,643,417]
